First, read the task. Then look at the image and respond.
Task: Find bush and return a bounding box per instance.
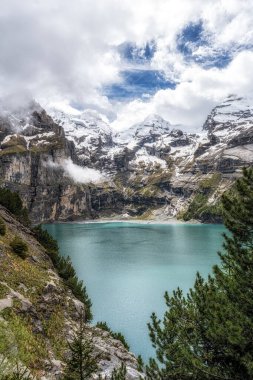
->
[0,217,6,236]
[0,188,30,226]
[96,322,129,350]
[110,364,127,380]
[10,236,28,259]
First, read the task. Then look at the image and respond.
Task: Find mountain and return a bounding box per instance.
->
[0,95,253,224]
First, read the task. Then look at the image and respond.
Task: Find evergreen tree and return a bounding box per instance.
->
[146,168,253,379]
[64,311,98,380]
[110,364,127,380]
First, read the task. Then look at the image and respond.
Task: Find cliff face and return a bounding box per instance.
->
[0,205,142,379]
[1,96,253,224]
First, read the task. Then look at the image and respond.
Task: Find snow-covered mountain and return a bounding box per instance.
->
[0,95,253,223]
[48,108,200,175]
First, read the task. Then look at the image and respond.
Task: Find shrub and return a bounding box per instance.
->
[96,322,129,350]
[0,188,30,226]
[0,217,6,236]
[110,364,127,380]
[10,237,28,259]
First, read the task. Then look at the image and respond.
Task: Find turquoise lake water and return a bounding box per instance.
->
[44,222,226,362]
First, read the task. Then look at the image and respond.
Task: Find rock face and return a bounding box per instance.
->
[0,95,253,223]
[0,205,143,379]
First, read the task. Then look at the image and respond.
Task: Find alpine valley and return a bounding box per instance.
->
[0,95,253,225]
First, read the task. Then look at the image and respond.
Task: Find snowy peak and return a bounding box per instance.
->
[0,99,43,132]
[203,95,253,131]
[71,109,111,135]
[48,107,113,163]
[115,114,170,144]
[142,114,171,128]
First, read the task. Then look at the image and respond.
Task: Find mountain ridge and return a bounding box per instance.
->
[0,95,252,224]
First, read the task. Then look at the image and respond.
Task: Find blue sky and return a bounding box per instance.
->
[104,17,252,104]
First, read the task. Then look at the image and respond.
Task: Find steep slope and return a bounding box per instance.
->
[0,103,110,223]
[0,205,142,379]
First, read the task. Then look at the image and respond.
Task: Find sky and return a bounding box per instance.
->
[1,0,253,130]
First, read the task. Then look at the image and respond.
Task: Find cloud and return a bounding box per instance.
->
[1,0,253,130]
[47,158,106,184]
[112,50,253,130]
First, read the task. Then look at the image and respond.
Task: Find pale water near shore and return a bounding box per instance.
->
[44,222,226,362]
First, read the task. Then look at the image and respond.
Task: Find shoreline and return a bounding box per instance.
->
[46,217,202,225]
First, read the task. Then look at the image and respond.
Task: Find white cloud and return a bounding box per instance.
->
[112,51,253,130]
[1,0,253,130]
[46,158,106,184]
[63,159,106,184]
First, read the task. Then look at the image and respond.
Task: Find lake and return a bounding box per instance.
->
[44,222,226,362]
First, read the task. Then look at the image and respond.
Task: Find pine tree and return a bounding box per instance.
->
[110,364,127,380]
[64,311,98,380]
[146,168,253,380]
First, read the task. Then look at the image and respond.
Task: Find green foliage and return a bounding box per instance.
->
[137,355,144,372]
[181,173,223,222]
[32,225,58,262]
[63,312,98,380]
[10,236,28,259]
[182,193,208,221]
[182,193,223,222]
[0,364,33,380]
[0,188,30,226]
[146,167,253,379]
[0,314,46,376]
[0,217,6,235]
[110,364,127,380]
[33,225,92,322]
[199,173,221,191]
[96,321,129,350]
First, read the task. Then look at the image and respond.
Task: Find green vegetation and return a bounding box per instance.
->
[0,217,6,235]
[199,172,221,191]
[33,225,92,322]
[10,237,28,259]
[43,306,67,359]
[110,364,127,380]
[1,366,33,380]
[0,188,30,226]
[181,173,223,222]
[96,321,129,350]
[63,312,98,380]
[0,313,47,378]
[182,193,223,222]
[146,168,253,379]
[137,355,144,372]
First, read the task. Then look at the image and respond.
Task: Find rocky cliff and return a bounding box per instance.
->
[0,205,142,379]
[0,95,253,223]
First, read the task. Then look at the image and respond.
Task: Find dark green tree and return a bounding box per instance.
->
[64,311,98,380]
[0,188,30,226]
[110,364,127,380]
[96,321,129,350]
[137,355,144,373]
[146,168,253,380]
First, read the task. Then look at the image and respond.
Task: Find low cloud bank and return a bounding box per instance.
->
[47,158,106,184]
[63,159,106,184]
